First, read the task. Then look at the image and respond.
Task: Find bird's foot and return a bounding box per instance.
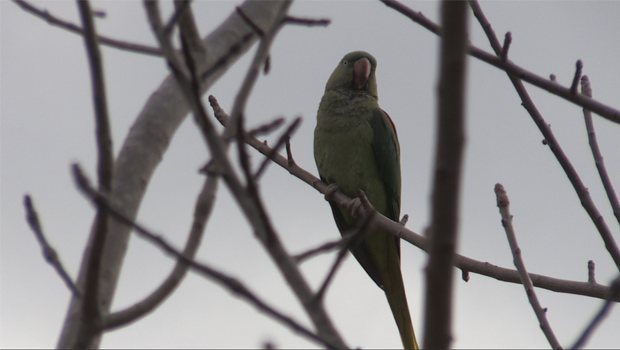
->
[324,183,340,201]
[347,198,363,218]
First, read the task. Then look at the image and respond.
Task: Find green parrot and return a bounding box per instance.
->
[314,51,418,349]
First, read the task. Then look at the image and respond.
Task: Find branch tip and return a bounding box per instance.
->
[581,75,592,98]
[571,59,583,95]
[283,16,331,27]
[500,31,512,60]
[399,214,409,226]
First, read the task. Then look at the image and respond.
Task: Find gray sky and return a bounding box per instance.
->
[2,0,620,348]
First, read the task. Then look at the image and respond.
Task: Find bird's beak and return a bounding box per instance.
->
[352,57,371,90]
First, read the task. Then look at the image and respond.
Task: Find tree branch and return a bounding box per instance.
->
[23,195,80,298]
[495,184,561,349]
[57,3,286,348]
[381,0,620,125]
[315,209,376,302]
[70,164,338,349]
[12,0,162,56]
[208,96,618,302]
[581,76,620,227]
[422,2,468,348]
[104,175,218,330]
[146,1,347,346]
[571,275,620,349]
[71,0,115,346]
[467,0,620,271]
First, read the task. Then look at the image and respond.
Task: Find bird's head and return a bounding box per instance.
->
[325,51,378,98]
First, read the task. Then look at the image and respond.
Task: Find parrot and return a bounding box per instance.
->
[313,51,418,350]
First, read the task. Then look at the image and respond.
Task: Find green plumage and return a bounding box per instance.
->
[314,51,418,349]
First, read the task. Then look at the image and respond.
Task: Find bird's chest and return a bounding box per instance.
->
[314,115,379,198]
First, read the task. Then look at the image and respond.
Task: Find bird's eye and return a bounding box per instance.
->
[342,61,348,65]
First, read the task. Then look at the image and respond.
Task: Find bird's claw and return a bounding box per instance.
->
[324,183,339,201]
[347,198,363,218]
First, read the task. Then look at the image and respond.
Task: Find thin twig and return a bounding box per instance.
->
[164,0,193,37]
[70,164,338,349]
[501,32,512,61]
[461,269,470,282]
[57,3,285,348]
[223,6,284,141]
[468,0,620,271]
[285,138,296,168]
[199,32,255,81]
[248,117,285,137]
[236,6,265,36]
[315,210,376,301]
[23,195,81,298]
[495,184,562,349]
[294,238,346,263]
[148,2,347,346]
[571,275,620,349]
[588,260,596,284]
[423,2,468,348]
[236,111,258,194]
[104,175,218,330]
[173,0,207,66]
[399,214,409,226]
[254,117,302,180]
[571,60,583,95]
[13,0,162,56]
[209,96,619,302]
[283,16,331,26]
[381,0,620,124]
[74,0,114,346]
[581,76,620,227]
[468,0,501,53]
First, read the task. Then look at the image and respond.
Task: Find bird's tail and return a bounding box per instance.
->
[383,247,418,349]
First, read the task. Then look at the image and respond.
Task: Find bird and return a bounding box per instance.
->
[314,51,418,349]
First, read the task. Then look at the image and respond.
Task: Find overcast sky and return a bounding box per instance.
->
[2,0,620,348]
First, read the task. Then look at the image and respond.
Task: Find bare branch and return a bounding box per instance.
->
[164,0,193,37]
[294,238,346,263]
[315,210,376,302]
[72,0,115,346]
[285,137,296,167]
[223,6,285,141]
[23,195,80,298]
[58,3,287,348]
[283,16,331,27]
[235,5,266,36]
[495,184,562,349]
[173,0,207,65]
[209,96,619,302]
[104,175,218,330]
[248,117,285,137]
[501,32,512,61]
[468,0,501,53]
[588,260,596,284]
[382,0,620,124]
[13,0,162,56]
[254,117,302,180]
[571,60,583,95]
[581,76,620,227]
[461,269,470,282]
[70,164,338,349]
[399,214,409,226]
[148,1,348,345]
[209,96,620,301]
[423,2,468,348]
[468,0,620,271]
[571,275,620,349]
